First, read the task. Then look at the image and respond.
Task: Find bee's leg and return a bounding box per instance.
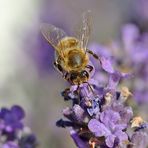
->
[63,72,69,80]
[87,49,100,60]
[54,63,69,80]
[85,65,93,72]
[87,82,94,93]
[76,85,81,103]
[76,85,80,92]
[53,62,63,73]
[54,62,68,79]
[83,81,96,96]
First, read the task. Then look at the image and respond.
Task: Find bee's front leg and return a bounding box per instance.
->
[53,61,64,74]
[87,49,100,60]
[54,62,66,79]
[85,65,93,72]
[53,62,69,80]
[63,72,69,80]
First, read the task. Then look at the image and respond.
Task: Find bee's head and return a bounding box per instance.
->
[69,70,89,85]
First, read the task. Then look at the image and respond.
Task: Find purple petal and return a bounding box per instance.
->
[100,56,114,73]
[107,71,121,89]
[0,120,5,130]
[2,142,19,148]
[5,125,13,132]
[4,112,16,125]
[11,105,25,120]
[134,90,148,104]
[70,85,78,92]
[88,119,110,137]
[131,44,148,63]
[114,124,127,131]
[122,23,139,51]
[114,130,128,144]
[115,130,128,143]
[105,134,116,148]
[100,109,120,126]
[73,105,85,121]
[80,85,92,98]
[70,130,89,148]
[0,108,10,118]
[3,111,23,131]
[62,107,73,119]
[112,102,133,124]
[120,107,133,124]
[131,131,148,148]
[108,71,132,90]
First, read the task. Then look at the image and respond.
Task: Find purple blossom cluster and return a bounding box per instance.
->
[88,22,148,105]
[56,55,148,148]
[108,23,148,104]
[0,105,38,148]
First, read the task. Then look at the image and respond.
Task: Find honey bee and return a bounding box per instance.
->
[41,11,99,85]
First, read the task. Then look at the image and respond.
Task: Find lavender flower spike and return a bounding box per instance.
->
[0,105,38,148]
[42,13,148,147]
[70,129,89,148]
[56,49,148,147]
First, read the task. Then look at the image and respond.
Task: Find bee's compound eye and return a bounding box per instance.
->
[81,70,89,78]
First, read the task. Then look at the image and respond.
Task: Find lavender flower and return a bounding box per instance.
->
[132,0,148,28]
[131,131,148,148]
[0,105,25,132]
[56,49,148,147]
[70,129,89,148]
[0,105,38,148]
[89,23,148,104]
[2,142,19,148]
[112,23,148,104]
[88,117,128,148]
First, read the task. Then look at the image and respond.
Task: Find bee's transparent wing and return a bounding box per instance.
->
[75,10,92,52]
[40,23,67,49]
